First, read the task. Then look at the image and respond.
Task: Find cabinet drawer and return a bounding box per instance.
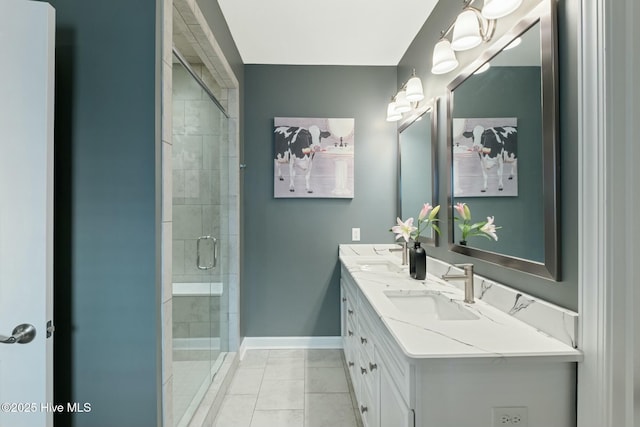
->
[344,327,358,368]
[341,275,358,304]
[358,348,378,399]
[344,351,360,401]
[357,304,376,361]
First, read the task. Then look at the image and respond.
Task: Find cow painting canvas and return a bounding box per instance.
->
[274,117,355,198]
[452,117,518,197]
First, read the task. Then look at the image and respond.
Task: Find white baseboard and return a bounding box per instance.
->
[239,336,343,360]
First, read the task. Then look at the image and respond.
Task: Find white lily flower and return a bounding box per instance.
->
[391,217,417,242]
[480,216,499,241]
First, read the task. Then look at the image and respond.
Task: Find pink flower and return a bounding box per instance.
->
[418,203,433,221]
[454,203,471,220]
[391,217,417,242]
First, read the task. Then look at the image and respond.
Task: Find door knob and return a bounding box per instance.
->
[0,323,36,344]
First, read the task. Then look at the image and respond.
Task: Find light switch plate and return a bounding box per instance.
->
[351,228,361,241]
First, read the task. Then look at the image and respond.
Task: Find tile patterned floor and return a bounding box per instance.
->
[213,349,363,427]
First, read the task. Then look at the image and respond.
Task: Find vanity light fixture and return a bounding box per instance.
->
[394,90,412,114]
[386,69,425,121]
[405,70,425,103]
[451,8,491,51]
[430,0,523,74]
[431,39,459,75]
[386,97,402,122]
[482,0,524,19]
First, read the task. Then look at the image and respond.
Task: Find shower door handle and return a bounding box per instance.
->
[197,236,217,270]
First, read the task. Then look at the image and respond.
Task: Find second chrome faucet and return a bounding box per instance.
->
[389,241,408,265]
[441,263,475,304]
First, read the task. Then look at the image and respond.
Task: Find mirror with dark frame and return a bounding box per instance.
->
[398,99,439,246]
[446,0,559,280]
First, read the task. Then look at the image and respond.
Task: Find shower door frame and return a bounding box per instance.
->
[170,48,231,427]
[160,0,241,425]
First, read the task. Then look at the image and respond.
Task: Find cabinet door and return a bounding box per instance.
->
[380,365,413,427]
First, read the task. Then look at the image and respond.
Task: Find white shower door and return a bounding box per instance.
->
[0,1,55,427]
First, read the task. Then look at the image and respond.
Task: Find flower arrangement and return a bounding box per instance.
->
[453,202,500,244]
[391,203,441,242]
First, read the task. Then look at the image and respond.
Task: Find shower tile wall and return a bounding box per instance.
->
[173,296,221,341]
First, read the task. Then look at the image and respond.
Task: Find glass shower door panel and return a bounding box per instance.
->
[171,59,228,427]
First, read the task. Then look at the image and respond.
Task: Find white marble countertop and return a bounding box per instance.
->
[339,244,583,362]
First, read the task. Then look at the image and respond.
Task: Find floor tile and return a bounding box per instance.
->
[213,395,257,427]
[250,409,304,427]
[305,367,349,393]
[305,393,358,427]
[240,350,269,368]
[268,349,306,359]
[306,349,344,368]
[227,368,264,395]
[264,357,305,380]
[212,348,362,427]
[255,379,304,410]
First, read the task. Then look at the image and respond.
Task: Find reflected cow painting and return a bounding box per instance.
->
[452,117,518,197]
[274,117,354,198]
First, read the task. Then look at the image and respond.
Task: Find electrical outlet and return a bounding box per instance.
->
[492,407,528,427]
[351,228,361,241]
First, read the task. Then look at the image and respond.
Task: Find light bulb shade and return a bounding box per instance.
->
[451,9,482,51]
[431,39,459,75]
[482,0,523,19]
[405,76,424,102]
[394,90,411,114]
[386,101,402,122]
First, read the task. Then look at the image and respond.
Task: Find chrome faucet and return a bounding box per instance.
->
[441,263,475,304]
[389,241,408,265]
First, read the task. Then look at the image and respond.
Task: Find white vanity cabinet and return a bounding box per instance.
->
[341,271,414,427]
[340,264,579,427]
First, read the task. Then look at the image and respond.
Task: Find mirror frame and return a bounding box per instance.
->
[397,97,439,247]
[446,0,560,280]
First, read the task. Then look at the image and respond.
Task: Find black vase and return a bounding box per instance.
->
[409,241,426,280]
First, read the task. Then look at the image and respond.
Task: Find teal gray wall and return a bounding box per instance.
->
[398,0,579,310]
[452,66,543,262]
[45,0,160,425]
[242,65,398,336]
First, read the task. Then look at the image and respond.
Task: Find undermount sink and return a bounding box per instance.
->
[383,290,479,321]
[352,258,404,273]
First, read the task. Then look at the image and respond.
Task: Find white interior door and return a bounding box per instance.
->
[0,1,55,427]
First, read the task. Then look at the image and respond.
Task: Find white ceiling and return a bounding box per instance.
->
[217,0,440,66]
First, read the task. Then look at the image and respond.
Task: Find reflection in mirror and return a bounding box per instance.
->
[398,100,438,246]
[447,0,559,280]
[452,22,542,260]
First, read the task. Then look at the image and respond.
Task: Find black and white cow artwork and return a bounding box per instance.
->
[274,125,331,193]
[462,125,517,192]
